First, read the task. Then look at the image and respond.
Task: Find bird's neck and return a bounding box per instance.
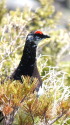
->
[18,40,37,76]
[20,40,37,64]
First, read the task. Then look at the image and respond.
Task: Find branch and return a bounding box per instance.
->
[30,110,34,125]
[0,15,35,65]
[57,43,70,64]
[0,25,25,64]
[46,110,68,125]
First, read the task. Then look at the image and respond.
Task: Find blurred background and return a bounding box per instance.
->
[6,0,70,10]
[6,0,70,28]
[0,0,70,124]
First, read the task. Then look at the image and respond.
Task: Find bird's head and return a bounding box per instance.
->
[26,31,50,45]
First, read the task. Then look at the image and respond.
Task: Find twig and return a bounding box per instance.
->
[0,25,25,64]
[57,43,70,64]
[46,111,68,125]
[0,15,35,65]
[30,110,34,125]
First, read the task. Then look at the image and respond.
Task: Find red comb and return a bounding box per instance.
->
[34,31,43,35]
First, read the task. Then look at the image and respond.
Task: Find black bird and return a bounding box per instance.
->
[11,31,50,91]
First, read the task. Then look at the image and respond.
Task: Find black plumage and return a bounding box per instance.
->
[10,31,50,91]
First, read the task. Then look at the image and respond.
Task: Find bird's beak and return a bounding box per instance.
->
[44,34,50,38]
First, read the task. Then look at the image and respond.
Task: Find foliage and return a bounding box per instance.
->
[0,75,70,125]
[0,0,7,23]
[0,0,70,125]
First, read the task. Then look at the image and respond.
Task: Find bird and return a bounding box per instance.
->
[0,31,50,123]
[10,30,50,91]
